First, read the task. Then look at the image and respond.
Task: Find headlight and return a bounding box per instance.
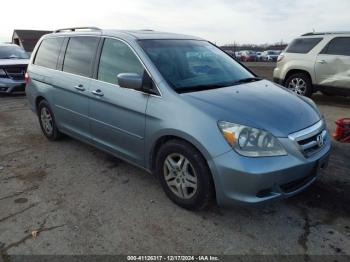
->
[218,121,287,157]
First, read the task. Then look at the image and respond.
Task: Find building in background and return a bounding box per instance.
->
[12,30,52,53]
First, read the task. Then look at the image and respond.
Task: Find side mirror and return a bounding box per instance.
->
[117,73,143,90]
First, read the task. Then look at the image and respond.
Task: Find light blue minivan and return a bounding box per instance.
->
[26,27,331,210]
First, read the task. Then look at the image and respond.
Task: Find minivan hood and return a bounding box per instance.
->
[0,59,29,66]
[182,80,320,137]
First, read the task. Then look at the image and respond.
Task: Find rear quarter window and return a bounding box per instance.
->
[285,38,323,54]
[34,37,64,69]
[322,37,350,56]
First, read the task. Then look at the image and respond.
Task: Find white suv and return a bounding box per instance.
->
[273,32,350,97]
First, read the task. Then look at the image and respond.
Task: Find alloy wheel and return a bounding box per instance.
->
[287,77,307,95]
[40,107,53,136]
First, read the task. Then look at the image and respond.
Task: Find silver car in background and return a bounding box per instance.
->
[0,44,29,94]
[26,27,331,210]
[261,50,281,62]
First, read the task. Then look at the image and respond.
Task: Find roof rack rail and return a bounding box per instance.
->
[302,31,350,36]
[54,27,101,33]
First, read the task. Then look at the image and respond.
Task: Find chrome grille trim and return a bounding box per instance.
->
[288,120,327,157]
[2,66,27,81]
[288,120,324,141]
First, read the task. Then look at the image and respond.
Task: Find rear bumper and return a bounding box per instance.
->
[208,136,331,207]
[0,79,26,94]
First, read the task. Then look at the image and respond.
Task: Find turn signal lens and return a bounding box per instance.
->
[223,130,236,146]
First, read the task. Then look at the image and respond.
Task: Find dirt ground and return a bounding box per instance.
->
[0,63,350,257]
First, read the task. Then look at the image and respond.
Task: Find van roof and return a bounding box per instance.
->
[106,30,203,40]
[50,27,203,40]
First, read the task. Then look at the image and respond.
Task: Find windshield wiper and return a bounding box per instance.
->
[231,77,263,85]
[176,84,229,93]
[175,77,263,93]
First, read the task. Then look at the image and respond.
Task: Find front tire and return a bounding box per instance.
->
[38,100,62,141]
[285,73,313,97]
[155,139,214,210]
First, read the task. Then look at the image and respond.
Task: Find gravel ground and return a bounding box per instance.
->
[0,64,350,257]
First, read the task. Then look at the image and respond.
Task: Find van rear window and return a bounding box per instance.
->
[34,38,64,69]
[285,38,322,54]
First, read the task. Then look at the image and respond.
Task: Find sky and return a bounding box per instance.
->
[1,0,350,45]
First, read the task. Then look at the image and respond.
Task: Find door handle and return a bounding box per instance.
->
[317,59,327,64]
[74,84,85,91]
[91,89,104,97]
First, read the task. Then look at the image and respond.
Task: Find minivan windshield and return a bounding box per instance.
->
[0,46,29,59]
[139,40,257,93]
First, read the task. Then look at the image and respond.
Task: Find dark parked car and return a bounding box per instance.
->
[0,44,29,94]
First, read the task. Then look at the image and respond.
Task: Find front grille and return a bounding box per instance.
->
[298,130,327,157]
[289,121,327,158]
[3,66,27,80]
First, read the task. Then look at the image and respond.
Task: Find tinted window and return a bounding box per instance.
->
[34,38,64,69]
[286,38,322,54]
[63,37,99,77]
[98,39,144,85]
[324,37,350,56]
[139,40,254,92]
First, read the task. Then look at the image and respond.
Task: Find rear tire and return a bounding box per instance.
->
[155,139,214,210]
[38,100,62,141]
[285,73,313,97]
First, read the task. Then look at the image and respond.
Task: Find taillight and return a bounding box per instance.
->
[24,72,29,85]
[277,54,284,62]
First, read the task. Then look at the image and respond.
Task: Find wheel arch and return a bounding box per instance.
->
[149,134,217,203]
[284,69,313,86]
[35,96,47,115]
[148,134,212,173]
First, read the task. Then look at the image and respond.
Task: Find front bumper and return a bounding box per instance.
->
[273,66,284,85]
[209,134,331,207]
[0,79,26,94]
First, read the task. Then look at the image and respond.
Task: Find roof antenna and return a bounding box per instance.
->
[312,28,315,33]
